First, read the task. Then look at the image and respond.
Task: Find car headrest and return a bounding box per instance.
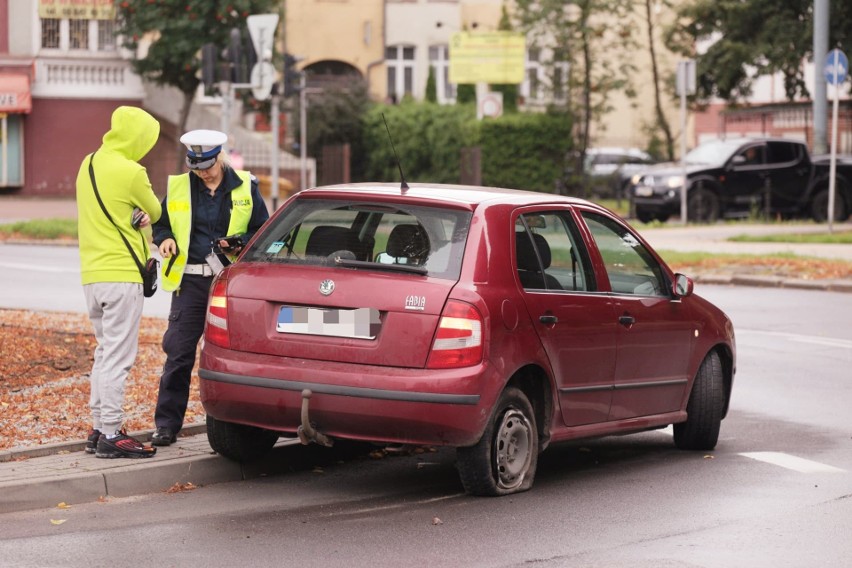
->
[305,226,360,258]
[516,232,551,271]
[386,224,430,262]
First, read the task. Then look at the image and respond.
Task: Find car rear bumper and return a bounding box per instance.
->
[199,344,497,447]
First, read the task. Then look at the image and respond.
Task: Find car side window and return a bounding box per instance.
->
[516,212,595,292]
[738,145,765,166]
[766,141,799,165]
[581,212,667,297]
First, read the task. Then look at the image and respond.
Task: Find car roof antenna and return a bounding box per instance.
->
[382,113,409,192]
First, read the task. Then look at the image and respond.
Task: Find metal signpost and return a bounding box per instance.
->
[676,60,696,224]
[824,48,848,233]
[246,14,281,208]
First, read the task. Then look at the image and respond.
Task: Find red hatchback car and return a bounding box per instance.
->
[199,183,735,496]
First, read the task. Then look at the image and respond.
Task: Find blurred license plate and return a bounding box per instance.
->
[277,306,380,339]
[634,185,654,197]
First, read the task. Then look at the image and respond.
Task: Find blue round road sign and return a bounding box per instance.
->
[825,49,848,85]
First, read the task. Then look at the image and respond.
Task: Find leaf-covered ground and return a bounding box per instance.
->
[0,310,203,452]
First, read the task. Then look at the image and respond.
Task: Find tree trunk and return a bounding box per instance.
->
[644,0,674,160]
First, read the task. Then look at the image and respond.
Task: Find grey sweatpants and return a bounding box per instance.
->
[83,282,144,435]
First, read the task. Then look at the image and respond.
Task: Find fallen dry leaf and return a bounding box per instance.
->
[0,309,205,452]
[165,482,197,493]
[49,519,67,525]
[432,517,443,525]
[56,502,71,509]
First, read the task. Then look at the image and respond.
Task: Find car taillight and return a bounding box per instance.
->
[427,300,483,369]
[205,278,229,349]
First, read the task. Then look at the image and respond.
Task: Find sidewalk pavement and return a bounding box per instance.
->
[1,197,852,515]
[0,425,303,514]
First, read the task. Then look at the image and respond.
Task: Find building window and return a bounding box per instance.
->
[40,18,117,52]
[386,45,415,101]
[69,19,88,50]
[552,49,569,103]
[98,20,117,52]
[41,18,61,49]
[429,44,456,104]
[524,48,542,102]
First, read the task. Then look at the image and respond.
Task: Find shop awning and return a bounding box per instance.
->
[0,74,32,114]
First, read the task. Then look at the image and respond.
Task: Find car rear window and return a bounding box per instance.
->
[242,199,472,280]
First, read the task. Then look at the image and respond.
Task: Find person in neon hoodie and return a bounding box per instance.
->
[75,105,162,459]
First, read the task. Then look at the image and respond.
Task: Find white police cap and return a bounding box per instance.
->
[180,129,228,170]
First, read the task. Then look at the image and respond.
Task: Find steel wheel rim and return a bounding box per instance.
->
[494,408,533,490]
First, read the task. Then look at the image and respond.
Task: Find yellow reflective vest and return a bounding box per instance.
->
[160,170,254,292]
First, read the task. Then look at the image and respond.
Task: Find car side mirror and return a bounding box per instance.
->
[673,273,694,298]
[730,155,746,169]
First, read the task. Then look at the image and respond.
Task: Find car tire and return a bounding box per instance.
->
[810,190,849,222]
[674,351,724,451]
[635,207,656,224]
[206,414,280,463]
[687,187,720,223]
[456,387,538,496]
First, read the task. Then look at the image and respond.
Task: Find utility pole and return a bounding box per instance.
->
[813,0,829,154]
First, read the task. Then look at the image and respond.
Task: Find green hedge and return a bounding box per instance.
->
[361,103,573,193]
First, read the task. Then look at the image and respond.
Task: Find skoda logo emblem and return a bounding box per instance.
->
[319,279,335,296]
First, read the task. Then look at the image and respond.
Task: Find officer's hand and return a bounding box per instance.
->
[159,238,177,258]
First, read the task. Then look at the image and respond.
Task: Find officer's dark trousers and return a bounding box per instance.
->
[155,274,213,434]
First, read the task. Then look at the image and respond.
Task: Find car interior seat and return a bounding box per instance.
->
[385,224,430,265]
[305,225,362,259]
[516,232,562,290]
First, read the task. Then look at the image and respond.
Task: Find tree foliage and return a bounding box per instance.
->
[115,0,278,138]
[666,0,852,102]
[513,0,639,191]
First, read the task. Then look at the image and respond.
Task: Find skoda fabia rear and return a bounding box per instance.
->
[199,183,735,496]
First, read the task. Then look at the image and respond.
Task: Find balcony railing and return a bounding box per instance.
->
[31,57,145,99]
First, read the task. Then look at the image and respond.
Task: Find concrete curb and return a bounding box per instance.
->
[0,424,207,463]
[0,429,302,514]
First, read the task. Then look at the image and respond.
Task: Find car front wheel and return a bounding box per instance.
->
[207,414,280,463]
[456,387,539,496]
[687,187,721,223]
[674,351,724,451]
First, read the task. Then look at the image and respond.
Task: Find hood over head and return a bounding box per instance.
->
[101,106,160,162]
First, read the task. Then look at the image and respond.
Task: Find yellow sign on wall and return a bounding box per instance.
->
[38,0,115,20]
[449,32,525,85]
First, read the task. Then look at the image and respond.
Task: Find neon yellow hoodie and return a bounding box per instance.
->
[76,106,162,285]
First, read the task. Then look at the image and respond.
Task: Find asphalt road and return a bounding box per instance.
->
[0,285,850,567]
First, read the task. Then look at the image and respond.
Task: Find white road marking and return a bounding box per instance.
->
[737,329,852,350]
[739,452,846,473]
[0,261,77,273]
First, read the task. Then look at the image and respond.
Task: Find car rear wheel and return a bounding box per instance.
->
[687,187,720,223]
[810,190,849,222]
[206,415,280,463]
[456,387,538,496]
[674,351,724,451]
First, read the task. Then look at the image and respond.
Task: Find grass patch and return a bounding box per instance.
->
[729,231,852,244]
[0,218,78,240]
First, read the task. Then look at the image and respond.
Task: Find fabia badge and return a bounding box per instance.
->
[319,279,335,296]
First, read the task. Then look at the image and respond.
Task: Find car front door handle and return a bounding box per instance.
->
[540,315,558,325]
[618,314,635,327]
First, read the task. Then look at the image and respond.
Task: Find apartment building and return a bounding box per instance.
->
[0,0,179,197]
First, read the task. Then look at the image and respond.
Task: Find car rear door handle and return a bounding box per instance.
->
[618,314,635,327]
[540,315,558,325]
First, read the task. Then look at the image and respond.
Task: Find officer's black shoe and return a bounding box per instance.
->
[151,427,177,446]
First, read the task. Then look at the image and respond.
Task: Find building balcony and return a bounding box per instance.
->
[31,56,145,100]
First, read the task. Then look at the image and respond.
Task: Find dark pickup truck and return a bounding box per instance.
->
[629,137,852,223]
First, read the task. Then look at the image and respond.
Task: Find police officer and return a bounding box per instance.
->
[151,129,269,446]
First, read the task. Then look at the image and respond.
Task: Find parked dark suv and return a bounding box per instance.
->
[629,137,852,223]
